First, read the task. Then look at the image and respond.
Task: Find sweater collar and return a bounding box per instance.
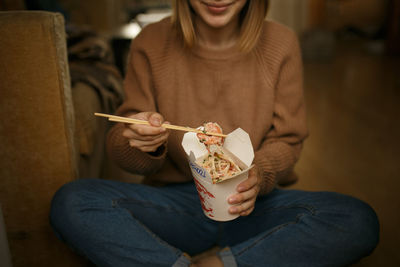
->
[191,42,243,60]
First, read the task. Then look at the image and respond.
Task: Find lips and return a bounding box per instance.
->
[203,1,233,14]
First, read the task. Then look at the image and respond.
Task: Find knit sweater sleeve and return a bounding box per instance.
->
[106,26,167,175]
[255,26,308,195]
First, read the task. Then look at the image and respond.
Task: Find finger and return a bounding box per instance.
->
[229,198,256,215]
[148,113,165,127]
[240,206,255,216]
[132,111,162,122]
[127,112,167,134]
[128,133,169,149]
[123,128,168,141]
[131,139,167,153]
[228,186,259,205]
[128,124,166,136]
[236,171,258,192]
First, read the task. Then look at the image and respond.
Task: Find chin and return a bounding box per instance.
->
[203,16,231,28]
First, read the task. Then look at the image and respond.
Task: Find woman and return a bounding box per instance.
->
[50,1,379,266]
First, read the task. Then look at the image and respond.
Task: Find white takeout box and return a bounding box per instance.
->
[182,128,254,221]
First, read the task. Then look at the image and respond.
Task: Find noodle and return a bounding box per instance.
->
[196,122,242,183]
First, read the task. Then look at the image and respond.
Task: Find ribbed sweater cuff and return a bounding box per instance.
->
[106,123,166,175]
[254,141,297,195]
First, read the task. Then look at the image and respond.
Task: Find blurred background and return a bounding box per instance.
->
[0,0,399,266]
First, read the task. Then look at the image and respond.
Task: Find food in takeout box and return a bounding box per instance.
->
[182,122,254,221]
[196,122,243,184]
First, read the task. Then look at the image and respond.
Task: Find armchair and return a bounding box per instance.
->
[0,10,124,266]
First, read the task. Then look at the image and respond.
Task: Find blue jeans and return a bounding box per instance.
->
[50,179,379,267]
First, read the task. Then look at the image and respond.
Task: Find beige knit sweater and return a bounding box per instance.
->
[106,18,308,195]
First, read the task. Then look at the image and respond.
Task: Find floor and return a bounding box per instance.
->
[291,38,400,266]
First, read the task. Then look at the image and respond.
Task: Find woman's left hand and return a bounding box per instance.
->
[228,166,262,216]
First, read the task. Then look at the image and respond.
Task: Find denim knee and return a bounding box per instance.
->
[343,195,380,256]
[49,179,96,239]
[322,192,380,258]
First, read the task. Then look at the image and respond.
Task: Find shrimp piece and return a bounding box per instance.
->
[197,122,224,147]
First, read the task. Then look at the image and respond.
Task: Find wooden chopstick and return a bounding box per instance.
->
[94,113,227,137]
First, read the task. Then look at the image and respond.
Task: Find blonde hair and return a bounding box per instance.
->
[170,0,269,53]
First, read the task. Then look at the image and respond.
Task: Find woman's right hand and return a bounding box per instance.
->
[122,112,170,153]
